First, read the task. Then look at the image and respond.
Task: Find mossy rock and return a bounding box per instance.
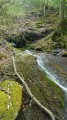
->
[31,38,55,52]
[16,55,64,119]
[0,80,22,120]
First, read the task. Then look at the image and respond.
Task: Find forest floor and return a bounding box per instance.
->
[0,9,67,120]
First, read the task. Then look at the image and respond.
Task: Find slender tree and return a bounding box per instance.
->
[43,0,49,17]
[43,0,46,17]
[60,0,65,21]
[45,0,48,9]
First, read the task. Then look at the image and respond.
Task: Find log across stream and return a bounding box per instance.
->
[25,50,67,119]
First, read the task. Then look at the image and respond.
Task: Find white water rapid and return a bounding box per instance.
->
[25,50,67,93]
[25,50,67,119]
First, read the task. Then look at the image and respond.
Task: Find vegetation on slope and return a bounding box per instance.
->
[31,17,67,52]
[52,19,67,49]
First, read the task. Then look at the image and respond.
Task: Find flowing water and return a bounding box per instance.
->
[25,50,67,119]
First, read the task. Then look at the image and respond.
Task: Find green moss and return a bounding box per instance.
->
[0,91,8,116]
[0,53,7,60]
[52,19,67,49]
[0,80,22,120]
[59,19,67,34]
[31,38,55,52]
[16,55,64,118]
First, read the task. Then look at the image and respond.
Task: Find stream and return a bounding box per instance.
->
[25,50,67,120]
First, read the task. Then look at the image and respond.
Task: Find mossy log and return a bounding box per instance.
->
[12,56,56,120]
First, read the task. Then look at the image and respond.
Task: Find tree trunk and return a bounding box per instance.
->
[43,0,46,17]
[43,0,49,17]
[45,0,48,9]
[60,0,65,21]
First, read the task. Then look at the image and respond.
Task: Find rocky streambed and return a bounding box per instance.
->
[14,49,66,120]
[25,50,67,120]
[0,43,67,120]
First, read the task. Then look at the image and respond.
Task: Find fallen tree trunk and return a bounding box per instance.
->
[12,56,55,120]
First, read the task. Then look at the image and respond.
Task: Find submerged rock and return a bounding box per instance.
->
[0,80,22,120]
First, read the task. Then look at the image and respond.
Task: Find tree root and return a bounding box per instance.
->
[12,56,56,120]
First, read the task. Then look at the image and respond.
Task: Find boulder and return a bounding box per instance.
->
[0,80,22,120]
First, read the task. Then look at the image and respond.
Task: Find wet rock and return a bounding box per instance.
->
[52,49,63,56]
[62,52,67,57]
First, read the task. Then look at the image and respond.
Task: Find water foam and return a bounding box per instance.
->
[26,50,67,93]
